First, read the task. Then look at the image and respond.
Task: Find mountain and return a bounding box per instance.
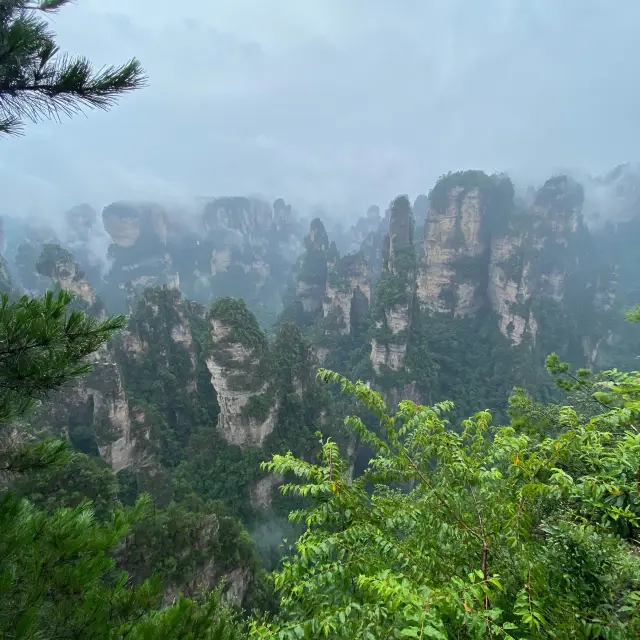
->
[4,165,640,605]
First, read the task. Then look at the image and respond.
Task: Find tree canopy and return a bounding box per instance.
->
[251,360,640,639]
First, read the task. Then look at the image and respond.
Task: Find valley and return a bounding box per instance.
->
[3,166,640,611]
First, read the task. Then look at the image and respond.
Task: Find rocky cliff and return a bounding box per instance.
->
[419,173,493,316]
[370,196,416,375]
[30,337,137,474]
[205,297,276,448]
[36,243,100,309]
[293,217,330,318]
[99,196,303,325]
[102,202,178,310]
[414,171,599,348]
[323,249,370,336]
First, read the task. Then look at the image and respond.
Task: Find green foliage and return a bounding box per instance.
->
[251,368,640,639]
[172,428,264,520]
[10,448,118,521]
[0,489,248,639]
[121,499,260,587]
[35,243,75,277]
[0,254,12,293]
[371,244,415,321]
[326,252,365,294]
[242,393,275,422]
[627,304,640,324]
[0,290,126,423]
[428,170,496,212]
[0,0,146,136]
[116,288,220,472]
[208,298,270,388]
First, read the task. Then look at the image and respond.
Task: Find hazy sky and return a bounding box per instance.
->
[2,0,639,220]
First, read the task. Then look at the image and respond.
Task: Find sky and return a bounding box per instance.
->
[1,0,640,221]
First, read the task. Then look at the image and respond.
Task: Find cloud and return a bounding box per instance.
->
[2,0,640,221]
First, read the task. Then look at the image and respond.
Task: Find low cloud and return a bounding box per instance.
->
[2,1,639,221]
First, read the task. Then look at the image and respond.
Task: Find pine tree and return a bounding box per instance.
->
[0,289,126,424]
[0,0,146,136]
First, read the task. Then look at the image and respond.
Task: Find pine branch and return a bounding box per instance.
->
[28,0,74,12]
[0,1,147,135]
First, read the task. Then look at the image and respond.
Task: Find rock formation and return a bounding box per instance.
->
[36,243,99,308]
[418,171,494,316]
[294,217,329,317]
[102,202,177,309]
[31,342,136,473]
[205,298,276,448]
[322,249,371,335]
[370,196,416,374]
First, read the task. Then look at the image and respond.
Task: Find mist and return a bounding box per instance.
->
[1,1,640,221]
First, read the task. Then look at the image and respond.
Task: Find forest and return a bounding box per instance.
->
[2,2,640,638]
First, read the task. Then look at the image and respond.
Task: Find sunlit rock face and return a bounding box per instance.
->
[418,173,492,317]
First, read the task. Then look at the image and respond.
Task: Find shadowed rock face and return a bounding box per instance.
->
[103,202,168,248]
[66,204,98,243]
[370,196,416,375]
[36,244,98,306]
[323,249,370,335]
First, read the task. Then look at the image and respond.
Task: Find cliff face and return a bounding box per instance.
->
[413,172,594,347]
[31,342,136,473]
[103,201,168,249]
[418,172,493,316]
[294,218,329,316]
[370,196,416,374]
[205,298,276,448]
[322,249,370,335]
[487,175,586,345]
[36,244,98,307]
[102,202,177,310]
[100,196,304,324]
[487,230,537,344]
[25,246,136,471]
[203,197,273,245]
[345,205,382,253]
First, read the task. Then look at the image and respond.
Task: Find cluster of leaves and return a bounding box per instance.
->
[251,363,640,638]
